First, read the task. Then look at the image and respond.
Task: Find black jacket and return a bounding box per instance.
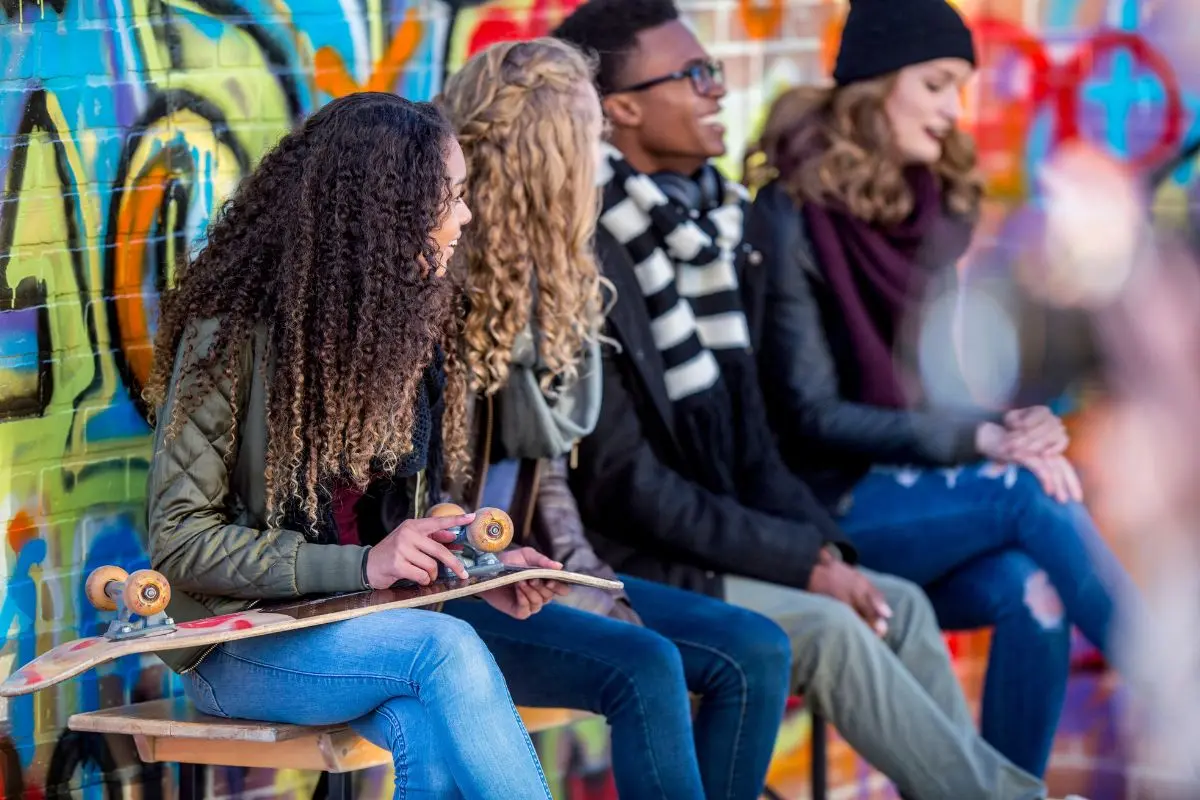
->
[569,226,854,598]
[742,180,1002,505]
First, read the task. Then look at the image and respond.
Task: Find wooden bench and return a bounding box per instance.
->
[70,697,828,800]
[68,697,598,800]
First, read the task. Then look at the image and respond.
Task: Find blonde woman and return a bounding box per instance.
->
[436,38,793,800]
[744,0,1140,778]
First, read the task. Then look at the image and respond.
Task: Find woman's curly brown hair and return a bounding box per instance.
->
[749,76,983,224]
[144,92,470,535]
[439,38,605,396]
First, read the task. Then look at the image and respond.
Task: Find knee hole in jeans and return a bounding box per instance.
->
[1023,570,1065,630]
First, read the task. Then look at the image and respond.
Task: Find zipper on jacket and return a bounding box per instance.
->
[179,597,262,674]
[414,469,426,517]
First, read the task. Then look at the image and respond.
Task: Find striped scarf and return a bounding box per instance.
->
[596,144,751,402]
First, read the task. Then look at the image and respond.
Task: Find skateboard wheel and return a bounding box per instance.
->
[123,570,171,617]
[85,566,129,611]
[466,507,513,553]
[428,502,466,518]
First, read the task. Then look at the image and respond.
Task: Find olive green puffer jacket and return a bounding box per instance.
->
[144,319,370,673]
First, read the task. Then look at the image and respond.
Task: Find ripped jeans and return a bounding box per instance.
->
[838,462,1139,778]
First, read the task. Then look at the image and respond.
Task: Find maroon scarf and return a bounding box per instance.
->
[801,167,973,408]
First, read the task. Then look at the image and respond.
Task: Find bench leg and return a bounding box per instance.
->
[810,711,827,800]
[179,764,205,800]
[760,710,827,800]
[323,772,353,800]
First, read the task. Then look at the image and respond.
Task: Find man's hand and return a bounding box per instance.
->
[807,549,892,636]
[479,547,570,620]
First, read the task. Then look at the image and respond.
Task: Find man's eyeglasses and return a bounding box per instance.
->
[606,60,725,97]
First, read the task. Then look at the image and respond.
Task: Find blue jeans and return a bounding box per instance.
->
[839,462,1140,777]
[442,575,792,800]
[181,608,552,799]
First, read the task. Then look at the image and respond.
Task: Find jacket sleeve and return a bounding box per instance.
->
[573,342,844,591]
[729,360,855,557]
[146,319,369,600]
[750,183,998,467]
[532,457,643,626]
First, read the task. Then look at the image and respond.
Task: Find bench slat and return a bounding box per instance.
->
[133,728,389,773]
[68,698,602,773]
[69,697,334,743]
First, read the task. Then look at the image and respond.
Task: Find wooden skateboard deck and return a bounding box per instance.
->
[1,567,622,697]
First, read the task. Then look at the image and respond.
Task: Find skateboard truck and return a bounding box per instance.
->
[428,504,515,580]
[85,567,177,641]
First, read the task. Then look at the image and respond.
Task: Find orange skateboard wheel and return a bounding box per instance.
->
[123,569,171,617]
[466,507,513,553]
[428,502,466,517]
[85,566,129,611]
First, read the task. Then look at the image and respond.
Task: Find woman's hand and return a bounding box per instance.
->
[975,421,1015,462]
[975,414,1083,503]
[977,407,1071,463]
[1004,406,1070,457]
[479,548,570,620]
[1010,452,1084,504]
[365,512,475,589]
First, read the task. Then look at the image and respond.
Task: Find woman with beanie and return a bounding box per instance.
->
[744,0,1141,777]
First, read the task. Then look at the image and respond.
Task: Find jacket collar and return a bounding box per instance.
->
[594,229,684,457]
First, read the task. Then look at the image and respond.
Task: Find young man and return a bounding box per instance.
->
[553,2,1049,797]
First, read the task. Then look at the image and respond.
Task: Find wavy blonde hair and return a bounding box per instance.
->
[440,38,606,396]
[750,76,983,225]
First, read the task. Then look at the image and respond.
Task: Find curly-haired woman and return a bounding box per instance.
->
[743,0,1141,778]
[435,39,793,800]
[143,92,555,798]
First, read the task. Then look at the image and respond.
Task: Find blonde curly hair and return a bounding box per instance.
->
[749,76,983,225]
[440,38,606,396]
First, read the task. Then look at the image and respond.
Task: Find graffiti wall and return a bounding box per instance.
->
[0,0,1193,798]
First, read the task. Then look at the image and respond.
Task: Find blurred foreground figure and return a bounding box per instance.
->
[1050,146,1200,798]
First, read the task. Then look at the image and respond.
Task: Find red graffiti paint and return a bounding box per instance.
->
[5,511,37,554]
[973,17,1183,168]
[11,666,42,686]
[465,0,585,59]
[178,614,254,631]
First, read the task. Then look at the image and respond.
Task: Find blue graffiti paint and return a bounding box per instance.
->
[0,308,38,370]
[1081,48,1169,159]
[0,536,47,769]
[84,399,150,443]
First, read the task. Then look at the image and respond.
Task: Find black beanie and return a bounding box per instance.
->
[832,0,976,86]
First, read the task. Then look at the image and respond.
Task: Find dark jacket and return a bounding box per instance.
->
[569,227,854,598]
[742,180,1002,505]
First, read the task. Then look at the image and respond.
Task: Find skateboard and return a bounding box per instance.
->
[1,506,623,697]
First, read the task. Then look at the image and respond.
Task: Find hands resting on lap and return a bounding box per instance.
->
[975,405,1083,503]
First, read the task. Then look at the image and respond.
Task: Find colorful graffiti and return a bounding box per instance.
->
[1,0,1194,798]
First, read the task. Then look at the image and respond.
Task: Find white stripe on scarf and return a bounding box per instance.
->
[597,145,751,402]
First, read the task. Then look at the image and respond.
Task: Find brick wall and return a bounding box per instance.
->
[1,0,1195,797]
